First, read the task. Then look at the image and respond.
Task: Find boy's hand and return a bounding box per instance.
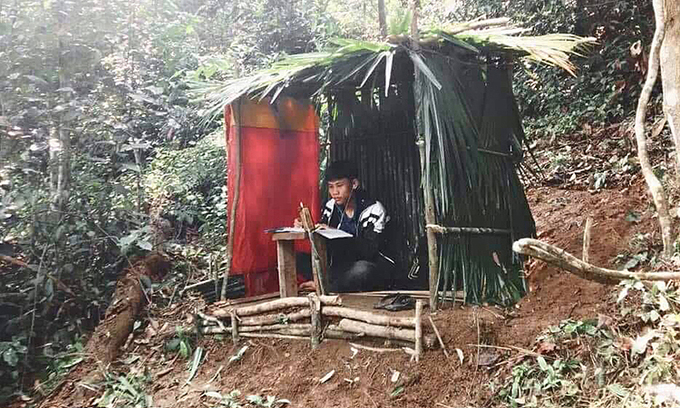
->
[293,218,303,228]
[299,280,316,292]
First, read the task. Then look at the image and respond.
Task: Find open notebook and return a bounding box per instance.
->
[264,227,352,240]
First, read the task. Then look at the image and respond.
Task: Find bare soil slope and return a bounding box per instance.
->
[36,182,655,408]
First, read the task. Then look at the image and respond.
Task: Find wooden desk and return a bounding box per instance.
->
[271,231,327,298]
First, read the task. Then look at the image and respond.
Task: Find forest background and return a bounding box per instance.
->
[0,0,657,402]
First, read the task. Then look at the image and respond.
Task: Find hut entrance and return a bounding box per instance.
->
[327,85,424,289]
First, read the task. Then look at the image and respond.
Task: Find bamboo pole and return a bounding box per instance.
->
[199,310,311,327]
[337,318,416,342]
[427,224,512,236]
[221,99,243,301]
[323,306,416,328]
[300,205,328,295]
[241,323,311,333]
[414,300,423,362]
[410,0,439,311]
[346,290,463,302]
[418,141,440,311]
[197,311,227,331]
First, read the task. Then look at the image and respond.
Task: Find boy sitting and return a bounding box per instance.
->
[295,161,396,292]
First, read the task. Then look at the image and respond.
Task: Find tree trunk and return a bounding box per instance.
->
[635,0,674,257]
[50,0,71,212]
[85,254,170,363]
[659,0,680,179]
[378,0,387,38]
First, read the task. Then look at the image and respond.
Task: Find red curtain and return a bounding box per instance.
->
[225,97,320,296]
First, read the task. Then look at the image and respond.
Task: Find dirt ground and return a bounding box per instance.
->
[33,180,657,408]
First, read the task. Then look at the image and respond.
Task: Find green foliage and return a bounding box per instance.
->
[205,390,291,408]
[165,327,194,359]
[0,336,28,401]
[462,0,652,138]
[37,339,86,396]
[493,280,680,407]
[144,133,227,249]
[95,370,152,408]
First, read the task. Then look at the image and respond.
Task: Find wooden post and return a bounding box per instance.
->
[310,233,328,295]
[582,217,592,263]
[308,293,321,349]
[221,99,243,301]
[300,205,328,295]
[276,240,298,297]
[230,310,239,345]
[414,300,423,362]
[418,141,440,311]
[411,0,440,311]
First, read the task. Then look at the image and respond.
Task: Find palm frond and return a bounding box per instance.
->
[191,18,595,120]
[455,31,594,75]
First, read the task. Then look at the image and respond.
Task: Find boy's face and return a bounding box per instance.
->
[328,177,357,206]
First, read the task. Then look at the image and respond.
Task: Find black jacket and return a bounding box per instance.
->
[319,190,395,265]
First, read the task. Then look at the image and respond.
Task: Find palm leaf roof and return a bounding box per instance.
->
[193,18,594,119]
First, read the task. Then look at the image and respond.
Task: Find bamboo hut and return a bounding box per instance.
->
[195,19,593,307]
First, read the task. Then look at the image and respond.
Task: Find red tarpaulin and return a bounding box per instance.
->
[225,97,320,297]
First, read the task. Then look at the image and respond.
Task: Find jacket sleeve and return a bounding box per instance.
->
[354,202,389,260]
[319,199,334,225]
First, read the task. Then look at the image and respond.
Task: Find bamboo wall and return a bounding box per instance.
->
[327,83,425,286]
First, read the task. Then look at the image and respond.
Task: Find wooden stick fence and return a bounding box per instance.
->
[199,295,431,359]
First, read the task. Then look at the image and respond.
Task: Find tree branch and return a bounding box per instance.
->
[513,238,680,283]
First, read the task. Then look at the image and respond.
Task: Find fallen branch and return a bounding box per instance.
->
[0,255,28,268]
[238,309,311,326]
[513,238,680,283]
[428,316,449,359]
[200,324,312,334]
[85,254,171,363]
[240,333,308,341]
[211,295,341,318]
[348,342,403,353]
[337,318,416,342]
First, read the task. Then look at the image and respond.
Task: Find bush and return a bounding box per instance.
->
[143,132,227,250]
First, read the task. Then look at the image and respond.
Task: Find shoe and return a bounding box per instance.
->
[383,294,415,311]
[373,293,416,311]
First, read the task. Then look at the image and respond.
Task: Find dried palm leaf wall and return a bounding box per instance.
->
[327,52,536,305]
